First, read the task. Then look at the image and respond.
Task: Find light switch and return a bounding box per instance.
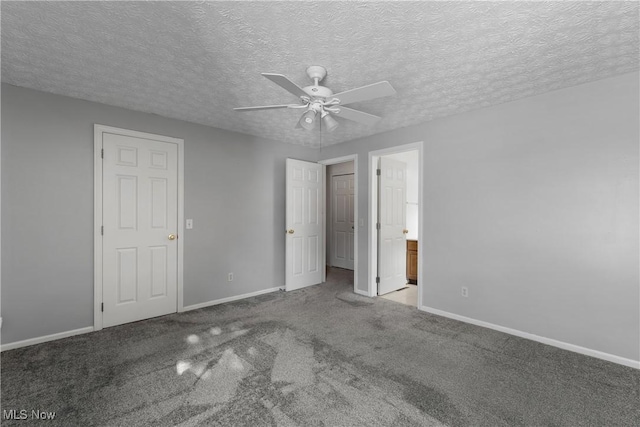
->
[186,219,193,229]
[359,219,364,227]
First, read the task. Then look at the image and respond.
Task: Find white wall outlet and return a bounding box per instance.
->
[228,273,234,282]
[186,219,193,229]
[461,287,469,298]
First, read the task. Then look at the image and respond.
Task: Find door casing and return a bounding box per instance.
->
[369,142,424,305]
[94,124,185,331]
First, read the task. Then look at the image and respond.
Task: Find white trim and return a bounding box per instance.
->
[368,142,424,299]
[182,287,281,312]
[354,289,369,297]
[177,140,185,312]
[93,124,185,330]
[368,154,377,297]
[319,154,358,165]
[319,155,358,294]
[93,126,103,330]
[321,164,327,283]
[0,84,2,348]
[1,327,94,352]
[420,305,640,369]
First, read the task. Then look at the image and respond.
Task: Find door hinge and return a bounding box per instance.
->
[375,276,380,284]
[376,169,381,176]
[101,148,104,159]
[101,226,104,236]
[101,303,104,312]
[376,223,381,230]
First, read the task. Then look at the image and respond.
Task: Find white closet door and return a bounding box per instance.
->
[102,133,178,327]
[331,174,355,270]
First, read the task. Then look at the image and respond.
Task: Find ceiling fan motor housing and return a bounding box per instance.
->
[302,85,333,100]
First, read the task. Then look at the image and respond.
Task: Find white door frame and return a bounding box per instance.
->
[93,124,185,331]
[319,154,358,294]
[369,142,424,305]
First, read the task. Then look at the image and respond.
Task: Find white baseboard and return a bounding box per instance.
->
[419,305,639,369]
[182,287,281,312]
[2,288,282,351]
[1,326,94,352]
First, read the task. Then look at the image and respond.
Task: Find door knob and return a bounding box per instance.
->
[403,229,409,234]
[287,229,295,234]
[168,234,177,240]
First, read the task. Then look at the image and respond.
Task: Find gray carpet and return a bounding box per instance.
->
[2,268,639,426]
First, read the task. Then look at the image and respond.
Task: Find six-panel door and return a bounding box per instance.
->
[378,157,407,295]
[286,158,323,291]
[102,133,178,327]
[331,174,355,270]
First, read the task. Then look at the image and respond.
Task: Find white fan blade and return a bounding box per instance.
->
[234,105,294,111]
[332,81,396,105]
[262,73,309,99]
[332,107,381,126]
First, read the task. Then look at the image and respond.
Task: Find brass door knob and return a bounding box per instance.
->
[287,229,295,234]
[168,234,177,240]
[403,229,409,234]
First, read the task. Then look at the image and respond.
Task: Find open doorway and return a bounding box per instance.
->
[320,155,358,291]
[284,156,358,293]
[369,142,423,308]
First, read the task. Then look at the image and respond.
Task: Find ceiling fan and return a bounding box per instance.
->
[234,66,396,132]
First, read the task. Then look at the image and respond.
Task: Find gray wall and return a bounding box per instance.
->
[1,83,316,344]
[3,72,638,362]
[318,72,639,361]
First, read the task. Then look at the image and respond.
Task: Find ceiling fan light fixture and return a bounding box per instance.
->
[321,111,339,132]
[299,109,317,130]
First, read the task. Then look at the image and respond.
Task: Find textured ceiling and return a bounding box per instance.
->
[2,1,638,147]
